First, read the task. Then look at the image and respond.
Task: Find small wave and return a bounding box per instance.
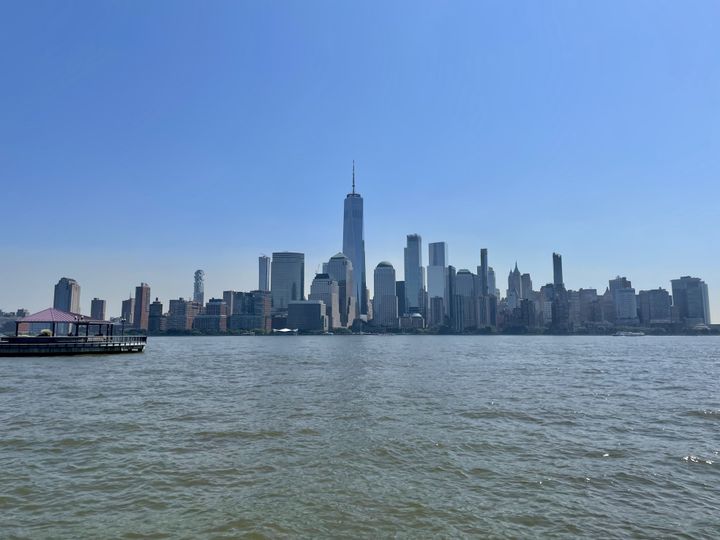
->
[682,455,714,465]
[194,429,285,441]
[459,410,541,423]
[682,409,720,420]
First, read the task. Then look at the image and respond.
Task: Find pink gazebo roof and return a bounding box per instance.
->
[17,308,109,324]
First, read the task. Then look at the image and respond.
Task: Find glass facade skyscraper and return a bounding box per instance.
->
[271,252,305,313]
[404,234,424,313]
[343,164,367,318]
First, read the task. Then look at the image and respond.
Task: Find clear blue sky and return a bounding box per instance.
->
[1,1,718,320]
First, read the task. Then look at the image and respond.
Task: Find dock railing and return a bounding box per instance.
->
[0,335,147,345]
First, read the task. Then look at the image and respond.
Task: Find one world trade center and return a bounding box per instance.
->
[343,162,368,318]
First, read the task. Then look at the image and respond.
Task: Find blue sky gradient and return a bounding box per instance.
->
[1,1,718,319]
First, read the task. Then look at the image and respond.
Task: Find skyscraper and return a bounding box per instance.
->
[148,298,166,333]
[373,262,398,328]
[395,281,406,320]
[90,298,106,320]
[671,276,711,326]
[455,269,477,330]
[553,253,564,288]
[607,276,637,324]
[404,234,424,314]
[427,242,448,327]
[258,255,270,292]
[521,274,533,299]
[479,248,489,296]
[121,296,135,324]
[488,267,497,297]
[326,253,355,327]
[550,253,570,332]
[133,283,151,331]
[193,270,205,306]
[428,242,447,267]
[309,273,341,329]
[343,162,367,318]
[271,252,305,313]
[506,263,522,309]
[53,277,81,313]
[638,288,672,325]
[446,265,461,332]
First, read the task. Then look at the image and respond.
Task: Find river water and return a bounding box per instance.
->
[1,336,718,538]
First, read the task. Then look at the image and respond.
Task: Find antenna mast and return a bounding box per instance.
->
[352,160,355,194]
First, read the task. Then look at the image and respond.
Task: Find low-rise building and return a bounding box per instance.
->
[287,300,327,332]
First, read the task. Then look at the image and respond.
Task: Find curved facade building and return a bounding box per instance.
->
[326,252,355,328]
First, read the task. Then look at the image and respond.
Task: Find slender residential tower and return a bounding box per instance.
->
[258,255,270,292]
[553,253,564,288]
[343,161,367,318]
[193,270,205,305]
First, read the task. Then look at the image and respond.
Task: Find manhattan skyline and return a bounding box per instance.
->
[1,2,718,318]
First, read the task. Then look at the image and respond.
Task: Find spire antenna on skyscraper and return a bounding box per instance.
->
[352,160,355,194]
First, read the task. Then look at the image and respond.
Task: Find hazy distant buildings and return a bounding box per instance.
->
[614,288,638,323]
[488,267,498,298]
[193,270,205,306]
[521,274,533,300]
[404,234,425,315]
[578,288,600,324]
[507,263,522,309]
[90,298,106,320]
[446,266,461,332]
[326,253,355,328]
[271,252,305,313]
[309,273,341,329]
[343,163,368,318]
[53,277,80,314]
[549,253,570,332]
[671,276,711,326]
[133,283,151,331]
[287,300,327,332]
[373,262,398,328]
[638,288,672,325]
[258,256,270,292]
[608,276,638,325]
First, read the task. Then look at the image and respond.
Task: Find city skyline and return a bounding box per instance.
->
[8,219,713,330]
[1,2,718,319]
[1,186,716,324]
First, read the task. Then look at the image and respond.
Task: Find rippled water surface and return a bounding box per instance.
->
[1,336,719,538]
